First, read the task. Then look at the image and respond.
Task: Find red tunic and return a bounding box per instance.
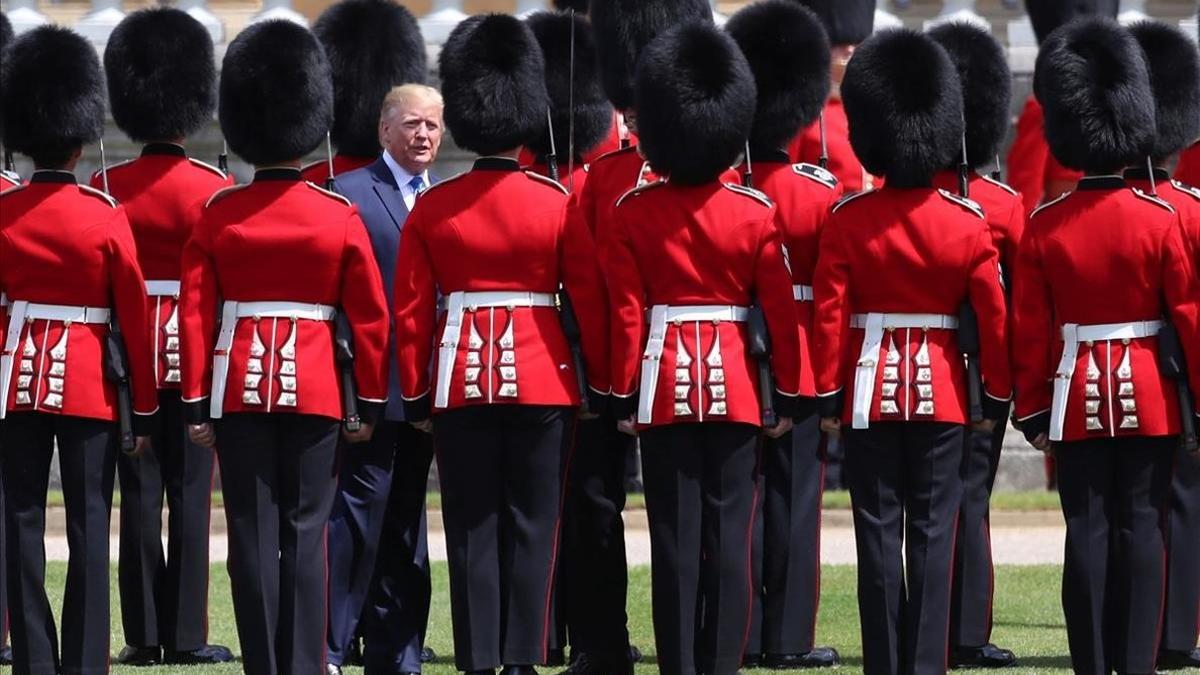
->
[518,112,628,170]
[526,160,589,195]
[1006,96,1083,214]
[1126,169,1200,268]
[91,144,234,389]
[788,98,869,194]
[0,171,158,422]
[0,172,19,190]
[392,157,610,418]
[1012,176,1200,441]
[811,187,1012,426]
[300,153,376,185]
[932,170,1027,283]
[743,152,842,397]
[1175,143,1200,188]
[178,168,391,423]
[606,179,802,428]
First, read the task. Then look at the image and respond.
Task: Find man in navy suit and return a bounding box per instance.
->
[328,83,443,675]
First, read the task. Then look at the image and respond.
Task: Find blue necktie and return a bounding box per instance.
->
[408,174,426,197]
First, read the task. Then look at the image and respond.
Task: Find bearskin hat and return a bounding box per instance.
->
[635,21,756,184]
[591,0,711,111]
[1128,21,1200,161]
[1034,16,1154,173]
[219,20,333,166]
[790,0,873,46]
[314,0,427,157]
[727,0,830,150]
[104,8,216,143]
[1024,0,1118,45]
[1,25,106,163]
[553,0,589,13]
[841,28,963,187]
[525,10,612,161]
[0,13,12,55]
[440,14,547,157]
[928,21,1011,169]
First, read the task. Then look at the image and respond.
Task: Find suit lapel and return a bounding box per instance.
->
[369,158,408,230]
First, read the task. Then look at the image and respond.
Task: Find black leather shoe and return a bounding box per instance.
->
[628,645,643,664]
[764,648,840,669]
[951,644,1018,669]
[500,667,538,675]
[0,646,12,665]
[164,644,235,665]
[557,652,634,675]
[1159,648,1200,670]
[743,653,762,668]
[422,646,438,663]
[465,671,494,675]
[545,649,566,667]
[115,645,162,666]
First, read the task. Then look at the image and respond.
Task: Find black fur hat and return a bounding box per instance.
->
[440,14,548,156]
[1024,0,1118,45]
[727,0,830,150]
[1128,20,1200,161]
[928,21,1011,169]
[791,0,873,46]
[104,8,216,143]
[219,20,333,166]
[591,0,711,111]
[314,0,427,157]
[841,28,963,187]
[1,25,106,162]
[0,13,12,55]
[526,10,612,160]
[553,0,589,12]
[635,21,756,184]
[1034,16,1154,173]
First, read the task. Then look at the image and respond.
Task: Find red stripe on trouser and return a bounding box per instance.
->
[541,414,578,662]
[740,440,765,659]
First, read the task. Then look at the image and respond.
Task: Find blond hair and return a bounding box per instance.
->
[380,84,444,123]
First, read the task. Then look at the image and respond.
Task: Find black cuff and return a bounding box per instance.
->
[817,391,843,419]
[772,392,802,420]
[1020,411,1051,445]
[184,398,210,425]
[132,412,159,438]
[585,389,609,417]
[611,392,638,420]
[983,396,1012,423]
[402,394,431,423]
[357,398,384,426]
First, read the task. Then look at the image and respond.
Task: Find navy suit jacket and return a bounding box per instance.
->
[335,157,438,421]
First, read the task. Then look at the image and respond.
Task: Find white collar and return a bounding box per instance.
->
[382,150,428,191]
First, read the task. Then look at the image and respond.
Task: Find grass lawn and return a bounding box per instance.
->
[45,489,1066,513]
[27,562,1162,674]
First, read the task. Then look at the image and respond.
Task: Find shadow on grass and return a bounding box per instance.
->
[995,620,1067,630]
[1010,655,1075,669]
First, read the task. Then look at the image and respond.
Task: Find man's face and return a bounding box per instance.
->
[380,97,443,175]
[830,44,856,88]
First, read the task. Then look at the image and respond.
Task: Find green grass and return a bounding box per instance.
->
[45,489,1063,513]
[29,562,1190,674]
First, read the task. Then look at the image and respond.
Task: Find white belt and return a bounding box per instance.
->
[639,304,749,424]
[849,312,958,429]
[1050,320,1163,441]
[210,300,337,418]
[1,301,112,418]
[434,290,557,409]
[145,280,181,297]
[792,285,814,302]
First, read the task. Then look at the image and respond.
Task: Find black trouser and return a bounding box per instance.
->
[1162,439,1200,654]
[844,422,965,675]
[746,413,824,657]
[117,390,215,652]
[641,422,760,675]
[1055,436,1174,675]
[557,411,633,660]
[2,413,117,675]
[433,405,574,672]
[327,421,434,674]
[215,413,340,675]
[949,419,1007,649]
[1,447,7,651]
